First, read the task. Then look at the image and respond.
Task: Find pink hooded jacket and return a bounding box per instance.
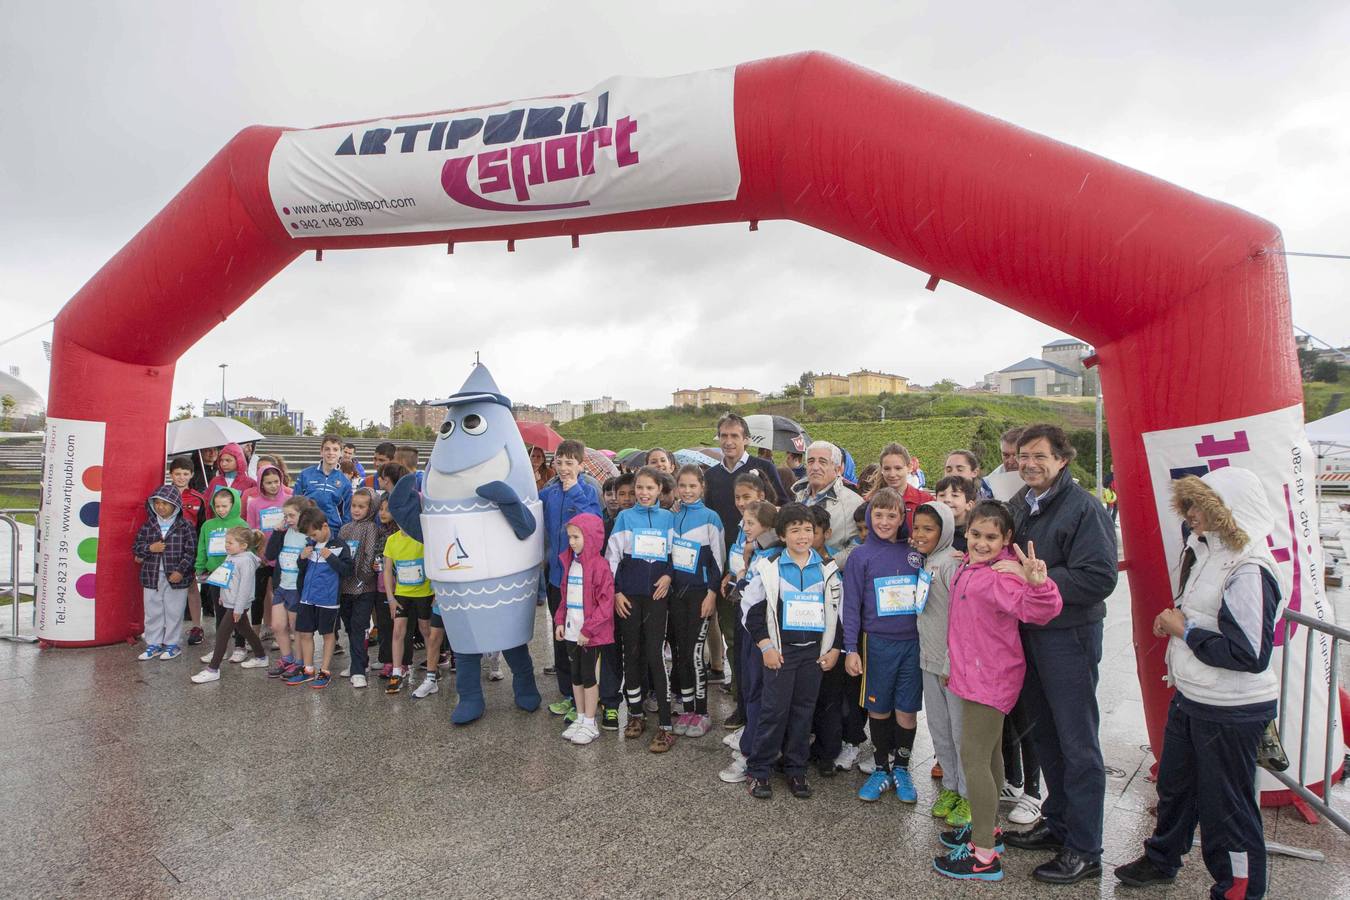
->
[242,464,293,538]
[946,546,1063,714]
[552,512,615,647]
[207,443,258,515]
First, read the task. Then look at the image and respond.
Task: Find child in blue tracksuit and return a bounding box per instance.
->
[668,464,725,738]
[540,440,603,719]
[286,507,354,689]
[605,466,676,752]
[742,502,843,800]
[842,486,927,803]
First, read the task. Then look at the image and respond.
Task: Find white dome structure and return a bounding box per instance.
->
[0,369,45,419]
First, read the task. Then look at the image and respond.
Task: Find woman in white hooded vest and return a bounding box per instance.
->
[1115,466,1284,899]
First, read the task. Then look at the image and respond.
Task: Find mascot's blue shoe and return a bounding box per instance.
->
[450,653,486,725]
[503,644,540,712]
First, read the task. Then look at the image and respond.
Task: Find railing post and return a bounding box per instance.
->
[0,510,39,643]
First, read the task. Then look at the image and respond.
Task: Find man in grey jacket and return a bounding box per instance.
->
[792,441,863,553]
[1002,424,1118,886]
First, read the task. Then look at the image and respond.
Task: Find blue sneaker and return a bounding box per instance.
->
[893,767,918,803]
[137,644,161,661]
[285,668,316,686]
[858,769,895,802]
[158,644,181,661]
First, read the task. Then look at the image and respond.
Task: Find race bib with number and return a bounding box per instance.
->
[259,507,284,531]
[395,558,425,586]
[782,589,826,632]
[207,529,226,556]
[278,549,300,572]
[206,560,235,588]
[916,570,933,614]
[671,537,699,573]
[566,573,585,609]
[633,528,668,561]
[875,574,918,616]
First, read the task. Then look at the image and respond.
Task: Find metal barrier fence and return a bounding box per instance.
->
[1275,606,1349,835]
[0,509,38,643]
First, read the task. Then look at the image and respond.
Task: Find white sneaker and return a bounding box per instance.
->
[488,652,504,681]
[239,655,269,669]
[1009,791,1042,825]
[200,652,214,664]
[718,752,748,784]
[412,676,440,699]
[1000,782,1024,804]
[858,753,876,775]
[351,674,368,689]
[190,668,220,684]
[722,726,745,750]
[834,742,861,771]
[339,666,351,678]
[229,648,248,664]
[570,722,601,745]
[561,719,584,741]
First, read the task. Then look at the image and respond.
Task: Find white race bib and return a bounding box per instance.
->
[259,507,284,531]
[916,570,933,614]
[566,573,585,609]
[671,537,699,573]
[395,558,425,586]
[207,530,226,556]
[206,560,235,588]
[875,575,918,616]
[782,589,825,632]
[633,528,667,561]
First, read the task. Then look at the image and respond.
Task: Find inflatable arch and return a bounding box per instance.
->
[40,52,1335,792]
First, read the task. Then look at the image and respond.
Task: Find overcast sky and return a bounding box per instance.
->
[3,1,1348,427]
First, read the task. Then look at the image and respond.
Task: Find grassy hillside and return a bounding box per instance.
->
[1303,370,1348,420]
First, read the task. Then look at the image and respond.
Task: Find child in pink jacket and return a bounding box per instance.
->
[552,512,615,746]
[935,501,1062,883]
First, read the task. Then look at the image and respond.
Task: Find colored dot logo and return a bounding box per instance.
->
[76,573,96,600]
[81,466,102,492]
[79,502,100,528]
[77,538,98,564]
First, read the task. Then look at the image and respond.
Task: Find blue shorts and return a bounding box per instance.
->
[295,602,339,635]
[272,586,300,612]
[861,634,923,714]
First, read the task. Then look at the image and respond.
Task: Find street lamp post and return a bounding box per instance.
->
[218,363,228,417]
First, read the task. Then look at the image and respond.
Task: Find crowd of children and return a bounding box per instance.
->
[132,421,1272,894]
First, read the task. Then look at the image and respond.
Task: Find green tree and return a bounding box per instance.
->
[173,401,195,421]
[388,422,434,441]
[797,371,816,396]
[0,394,14,431]
[931,379,960,394]
[256,417,296,436]
[360,421,385,439]
[322,407,358,437]
[1312,359,1344,383]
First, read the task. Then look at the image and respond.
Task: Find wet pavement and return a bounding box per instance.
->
[2,546,1348,898]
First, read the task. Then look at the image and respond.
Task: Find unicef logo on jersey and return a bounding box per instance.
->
[908,551,924,567]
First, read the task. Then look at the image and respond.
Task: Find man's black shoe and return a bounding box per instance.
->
[748,777,772,799]
[1114,855,1176,888]
[1004,821,1064,851]
[788,775,812,799]
[1033,849,1102,885]
[723,710,746,730]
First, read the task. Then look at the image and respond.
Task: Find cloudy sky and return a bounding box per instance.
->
[3,1,1348,427]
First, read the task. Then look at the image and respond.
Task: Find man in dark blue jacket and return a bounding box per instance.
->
[1003,424,1118,886]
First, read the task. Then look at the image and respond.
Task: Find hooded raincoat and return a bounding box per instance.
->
[552,512,615,647]
[132,485,198,589]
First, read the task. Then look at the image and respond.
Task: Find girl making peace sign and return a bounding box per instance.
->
[933,501,1064,883]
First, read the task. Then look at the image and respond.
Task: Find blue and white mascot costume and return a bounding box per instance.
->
[389,364,543,724]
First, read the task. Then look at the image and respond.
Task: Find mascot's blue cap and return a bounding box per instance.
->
[432,364,511,409]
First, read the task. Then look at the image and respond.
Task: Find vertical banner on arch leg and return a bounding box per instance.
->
[1141,403,1341,796]
[35,417,106,643]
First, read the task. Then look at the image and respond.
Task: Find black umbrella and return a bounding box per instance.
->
[619,448,649,471]
[745,414,810,453]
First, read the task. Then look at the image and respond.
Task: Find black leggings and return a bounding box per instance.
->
[208,604,264,669]
[372,597,413,667]
[568,641,600,688]
[619,593,671,727]
[1002,696,1041,795]
[668,584,710,714]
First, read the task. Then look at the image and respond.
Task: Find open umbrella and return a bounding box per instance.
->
[674,448,719,469]
[744,414,810,454]
[166,416,264,454]
[582,447,619,481]
[690,446,723,461]
[619,448,649,471]
[516,421,563,452]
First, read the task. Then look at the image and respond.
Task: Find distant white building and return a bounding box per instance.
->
[0,368,45,428]
[205,396,305,432]
[995,338,1098,397]
[546,396,629,423]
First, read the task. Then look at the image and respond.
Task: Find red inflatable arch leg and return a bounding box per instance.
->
[40,52,1333,796]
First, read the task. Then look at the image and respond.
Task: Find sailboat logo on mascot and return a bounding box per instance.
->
[388,362,543,724]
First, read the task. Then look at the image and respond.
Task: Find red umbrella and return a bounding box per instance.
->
[516,421,563,452]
